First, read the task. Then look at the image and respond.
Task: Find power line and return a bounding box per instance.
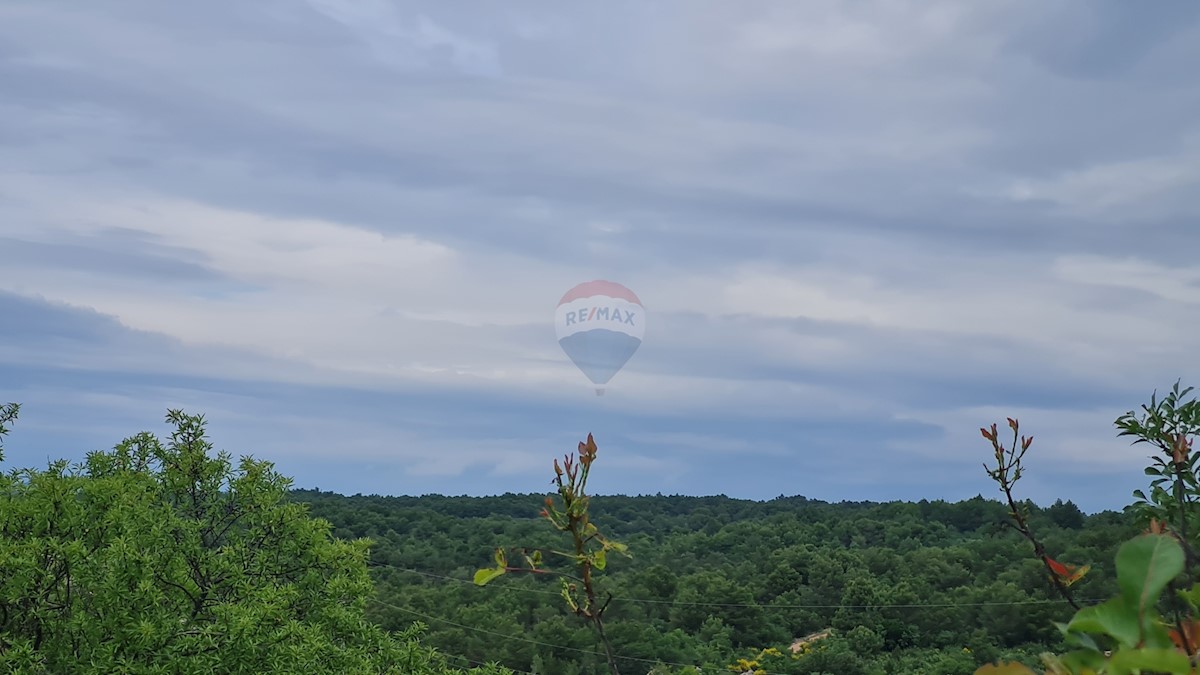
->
[441,650,535,675]
[373,598,700,671]
[372,564,1098,675]
[370,562,1101,610]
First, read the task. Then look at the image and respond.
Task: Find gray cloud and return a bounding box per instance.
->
[1,0,1197,508]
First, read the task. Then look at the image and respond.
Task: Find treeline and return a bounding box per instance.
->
[293,490,1139,674]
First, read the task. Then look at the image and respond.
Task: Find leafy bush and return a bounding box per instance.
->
[978,382,1200,674]
[0,407,506,675]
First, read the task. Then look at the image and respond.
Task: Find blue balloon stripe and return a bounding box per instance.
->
[558,330,642,385]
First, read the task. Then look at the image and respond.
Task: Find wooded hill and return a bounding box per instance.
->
[293,489,1136,674]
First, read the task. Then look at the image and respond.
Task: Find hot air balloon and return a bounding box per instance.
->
[555,280,645,395]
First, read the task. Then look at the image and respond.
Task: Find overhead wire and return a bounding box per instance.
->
[440,650,535,675]
[369,561,1102,609]
[371,598,701,672]
[369,564,1098,675]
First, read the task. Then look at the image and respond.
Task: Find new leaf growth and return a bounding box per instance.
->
[474,433,630,675]
[982,417,1087,609]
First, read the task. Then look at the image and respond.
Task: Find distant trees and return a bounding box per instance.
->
[0,406,506,674]
[1045,500,1086,530]
[304,480,1133,672]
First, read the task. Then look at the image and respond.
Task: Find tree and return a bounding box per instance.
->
[0,407,506,675]
[1046,500,1086,531]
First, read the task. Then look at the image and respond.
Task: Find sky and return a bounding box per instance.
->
[1,1,1199,512]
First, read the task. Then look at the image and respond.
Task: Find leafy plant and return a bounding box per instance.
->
[977,534,1194,673]
[1118,381,1200,570]
[1116,382,1200,663]
[475,433,630,674]
[977,383,1200,674]
[0,407,499,674]
[0,401,18,463]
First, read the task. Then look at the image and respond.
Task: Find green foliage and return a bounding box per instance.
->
[1118,381,1200,551]
[0,402,18,463]
[295,488,1130,674]
[977,382,1200,674]
[1052,535,1190,673]
[0,408,503,675]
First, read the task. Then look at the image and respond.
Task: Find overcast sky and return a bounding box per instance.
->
[2,0,1198,511]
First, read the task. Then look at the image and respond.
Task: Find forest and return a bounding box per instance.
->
[4,382,1200,674]
[296,489,1134,674]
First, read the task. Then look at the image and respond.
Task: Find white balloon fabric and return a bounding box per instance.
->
[554,280,645,394]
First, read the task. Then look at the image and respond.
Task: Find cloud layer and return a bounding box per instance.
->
[2,0,1198,511]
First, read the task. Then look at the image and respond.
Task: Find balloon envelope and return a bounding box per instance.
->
[555,280,644,387]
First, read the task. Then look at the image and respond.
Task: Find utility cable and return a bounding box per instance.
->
[370,561,1102,609]
[372,598,701,671]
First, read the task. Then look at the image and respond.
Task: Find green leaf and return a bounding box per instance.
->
[1179,582,1200,611]
[1140,619,1176,651]
[1056,622,1101,652]
[560,580,578,611]
[593,549,606,571]
[1055,649,1106,672]
[493,547,506,568]
[1106,647,1191,674]
[607,540,631,556]
[1116,534,1184,613]
[473,567,506,586]
[1066,597,1142,648]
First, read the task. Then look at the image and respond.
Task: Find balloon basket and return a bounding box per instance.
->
[595,388,605,396]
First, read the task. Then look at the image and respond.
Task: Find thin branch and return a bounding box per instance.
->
[984,421,1081,611]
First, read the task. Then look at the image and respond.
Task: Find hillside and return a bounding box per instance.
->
[292,490,1138,674]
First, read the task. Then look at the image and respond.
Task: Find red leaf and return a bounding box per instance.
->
[1173,433,1191,465]
[1045,556,1070,577]
[1169,620,1200,652]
